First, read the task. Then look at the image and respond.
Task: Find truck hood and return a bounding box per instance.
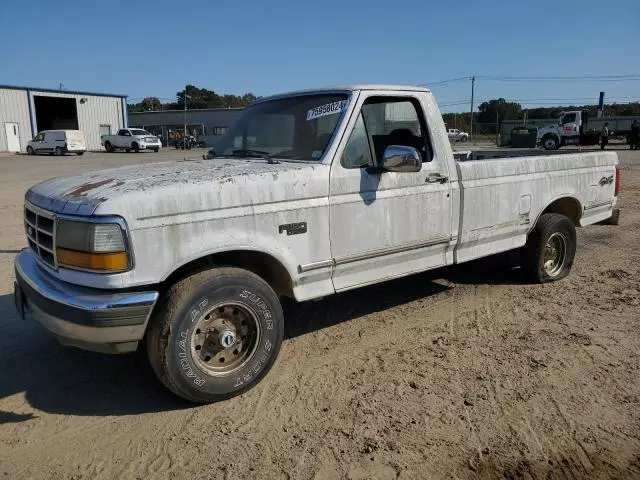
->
[536,124,559,138]
[26,158,325,226]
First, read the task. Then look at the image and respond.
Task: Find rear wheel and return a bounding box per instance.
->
[522,213,576,282]
[104,141,114,153]
[76,152,84,156]
[26,146,34,155]
[146,267,284,403]
[55,147,64,156]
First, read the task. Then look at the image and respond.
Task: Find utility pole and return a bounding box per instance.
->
[469,75,475,139]
[183,86,187,143]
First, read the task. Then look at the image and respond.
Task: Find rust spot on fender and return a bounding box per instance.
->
[64,178,123,197]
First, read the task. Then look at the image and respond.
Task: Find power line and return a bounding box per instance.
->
[477,74,640,82]
[440,95,639,106]
[421,74,640,88]
[418,76,470,87]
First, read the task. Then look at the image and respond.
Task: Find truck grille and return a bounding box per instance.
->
[145,137,157,143]
[24,204,57,268]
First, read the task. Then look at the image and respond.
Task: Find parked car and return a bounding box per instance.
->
[447,128,469,142]
[101,128,161,153]
[26,130,86,156]
[14,84,619,403]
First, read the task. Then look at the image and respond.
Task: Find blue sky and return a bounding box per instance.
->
[1,0,639,112]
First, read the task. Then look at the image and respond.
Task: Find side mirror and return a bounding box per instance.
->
[380,145,421,172]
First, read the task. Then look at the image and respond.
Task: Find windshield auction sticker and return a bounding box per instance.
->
[307,100,348,121]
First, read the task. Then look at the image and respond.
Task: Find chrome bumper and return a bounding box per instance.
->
[14,249,159,354]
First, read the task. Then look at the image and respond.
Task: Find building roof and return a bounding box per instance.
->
[129,107,244,115]
[0,84,127,98]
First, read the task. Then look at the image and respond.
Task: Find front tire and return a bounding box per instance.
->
[146,267,284,403]
[26,146,34,155]
[542,135,559,150]
[522,213,576,283]
[153,148,159,153]
[132,142,140,153]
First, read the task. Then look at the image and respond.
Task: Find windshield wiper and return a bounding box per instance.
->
[231,149,280,164]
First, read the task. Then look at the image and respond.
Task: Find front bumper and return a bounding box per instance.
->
[139,143,161,150]
[14,249,158,354]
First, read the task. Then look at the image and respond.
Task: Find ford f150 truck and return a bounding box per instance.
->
[14,85,619,403]
[101,128,161,153]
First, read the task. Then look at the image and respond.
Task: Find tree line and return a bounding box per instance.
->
[128,84,258,112]
[442,99,640,134]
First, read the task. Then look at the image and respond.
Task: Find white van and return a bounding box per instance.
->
[26,130,87,156]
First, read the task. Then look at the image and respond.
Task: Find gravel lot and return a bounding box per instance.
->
[0,147,638,479]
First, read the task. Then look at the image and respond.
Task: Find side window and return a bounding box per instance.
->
[562,113,576,124]
[34,133,44,141]
[341,97,433,169]
[117,129,126,136]
[361,98,432,164]
[341,113,373,168]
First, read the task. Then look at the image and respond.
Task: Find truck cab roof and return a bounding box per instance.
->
[254,84,432,104]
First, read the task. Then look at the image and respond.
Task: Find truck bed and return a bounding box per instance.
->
[453,149,588,161]
[453,151,618,264]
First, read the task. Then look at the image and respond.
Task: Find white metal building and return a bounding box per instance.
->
[0,85,128,152]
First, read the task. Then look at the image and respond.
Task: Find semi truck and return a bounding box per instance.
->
[537,110,640,150]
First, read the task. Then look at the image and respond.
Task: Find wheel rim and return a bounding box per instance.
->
[190,302,260,376]
[543,232,567,277]
[545,138,555,149]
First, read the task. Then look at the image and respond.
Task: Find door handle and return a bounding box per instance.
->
[426,173,448,184]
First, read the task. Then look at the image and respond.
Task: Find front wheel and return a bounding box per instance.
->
[146,267,284,403]
[153,148,159,153]
[132,142,140,153]
[542,135,559,150]
[521,213,576,283]
[26,146,34,155]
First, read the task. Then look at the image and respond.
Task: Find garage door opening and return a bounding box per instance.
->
[34,96,79,132]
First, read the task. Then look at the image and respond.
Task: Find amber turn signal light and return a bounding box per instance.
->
[56,248,129,272]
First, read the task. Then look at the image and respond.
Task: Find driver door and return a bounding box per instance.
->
[329,91,453,291]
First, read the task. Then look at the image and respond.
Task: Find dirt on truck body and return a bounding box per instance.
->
[0,146,638,479]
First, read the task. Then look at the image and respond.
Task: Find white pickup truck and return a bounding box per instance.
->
[14,85,619,403]
[101,128,161,153]
[447,128,469,142]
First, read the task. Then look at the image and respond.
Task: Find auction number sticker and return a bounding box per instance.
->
[307,100,348,121]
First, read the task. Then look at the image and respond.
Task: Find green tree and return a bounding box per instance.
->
[128,96,163,112]
[477,98,522,124]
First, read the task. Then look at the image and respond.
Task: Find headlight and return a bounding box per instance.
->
[56,219,130,272]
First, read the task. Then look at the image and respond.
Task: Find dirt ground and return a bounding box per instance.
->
[0,147,638,480]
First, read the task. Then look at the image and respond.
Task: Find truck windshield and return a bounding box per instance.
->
[215,93,350,161]
[130,129,151,135]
